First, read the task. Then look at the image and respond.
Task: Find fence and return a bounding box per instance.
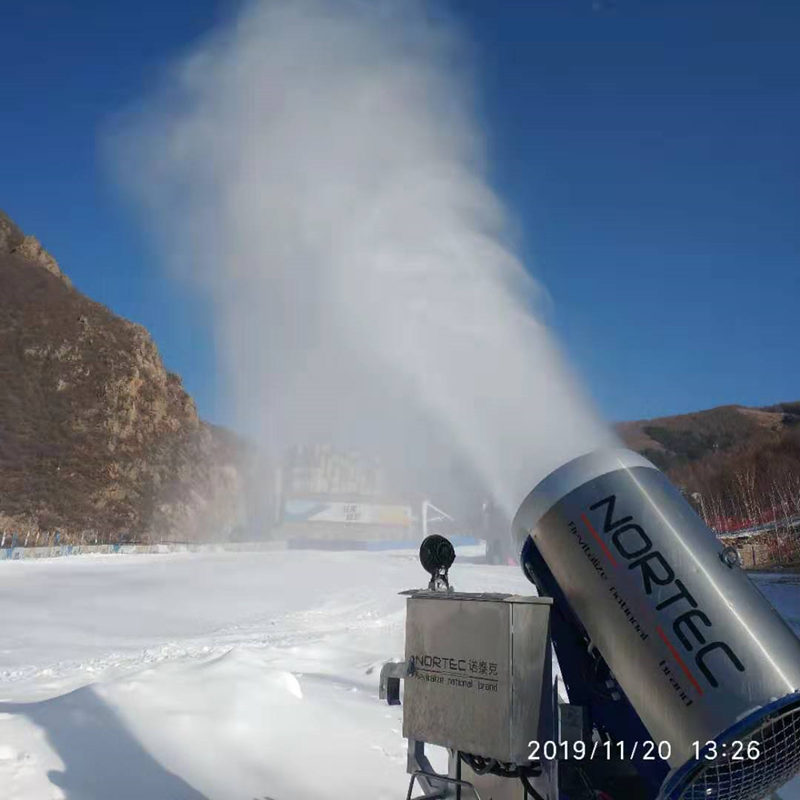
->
[0,541,289,562]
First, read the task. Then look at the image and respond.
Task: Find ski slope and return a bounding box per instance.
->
[0,548,530,800]
[1,550,799,800]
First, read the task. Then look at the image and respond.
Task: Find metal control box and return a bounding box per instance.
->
[402,590,553,764]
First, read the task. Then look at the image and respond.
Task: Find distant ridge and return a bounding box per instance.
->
[618,402,800,531]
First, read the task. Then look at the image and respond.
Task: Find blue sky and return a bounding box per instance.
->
[2,1,799,425]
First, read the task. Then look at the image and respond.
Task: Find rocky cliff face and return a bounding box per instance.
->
[0,210,247,544]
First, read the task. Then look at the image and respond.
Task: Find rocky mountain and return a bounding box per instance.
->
[618,403,800,531]
[2,204,796,542]
[0,210,247,544]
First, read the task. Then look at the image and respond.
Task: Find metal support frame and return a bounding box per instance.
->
[405,769,482,800]
[404,741,482,800]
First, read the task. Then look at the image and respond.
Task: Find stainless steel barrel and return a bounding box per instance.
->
[513,448,800,799]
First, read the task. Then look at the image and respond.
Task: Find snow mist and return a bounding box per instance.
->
[115,0,612,519]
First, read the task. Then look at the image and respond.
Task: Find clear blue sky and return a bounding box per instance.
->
[2,1,799,425]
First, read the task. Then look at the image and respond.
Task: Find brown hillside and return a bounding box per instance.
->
[0,210,245,543]
[617,403,800,530]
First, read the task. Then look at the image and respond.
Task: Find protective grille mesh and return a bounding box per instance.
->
[677,702,800,800]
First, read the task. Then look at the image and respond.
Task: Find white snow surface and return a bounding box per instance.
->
[2,551,800,800]
[0,548,530,800]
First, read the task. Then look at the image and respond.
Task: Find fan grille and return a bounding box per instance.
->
[676,702,800,800]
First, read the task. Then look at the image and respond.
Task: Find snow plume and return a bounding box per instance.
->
[114,0,612,519]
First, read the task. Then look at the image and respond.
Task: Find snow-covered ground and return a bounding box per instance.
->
[0,547,529,800]
[1,550,799,800]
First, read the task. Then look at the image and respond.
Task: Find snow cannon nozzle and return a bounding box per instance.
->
[419,534,455,592]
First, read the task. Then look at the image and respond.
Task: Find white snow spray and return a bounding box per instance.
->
[113,0,613,522]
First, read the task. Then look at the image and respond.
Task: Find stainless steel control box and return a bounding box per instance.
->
[402,591,553,764]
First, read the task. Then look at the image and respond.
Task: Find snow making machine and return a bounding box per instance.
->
[380,448,800,800]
